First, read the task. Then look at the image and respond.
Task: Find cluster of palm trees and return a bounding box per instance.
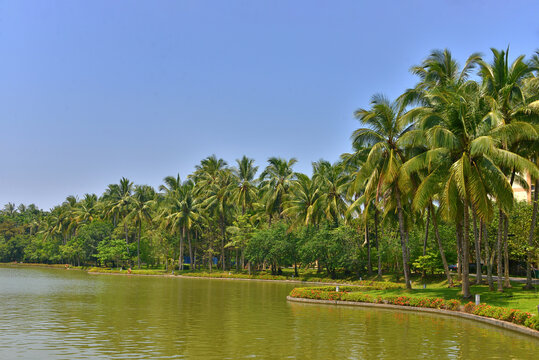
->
[2,47,538,295]
[350,48,538,295]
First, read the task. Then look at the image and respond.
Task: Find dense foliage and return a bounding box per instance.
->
[1,47,538,294]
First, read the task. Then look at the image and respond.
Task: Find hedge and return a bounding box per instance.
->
[289,287,538,331]
[463,302,539,331]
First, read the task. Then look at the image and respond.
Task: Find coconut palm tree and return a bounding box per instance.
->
[283,173,322,228]
[193,156,233,270]
[312,160,349,227]
[403,62,538,296]
[160,177,199,270]
[478,47,538,288]
[352,94,415,289]
[232,156,259,215]
[3,203,16,217]
[259,157,297,224]
[103,178,134,257]
[128,185,156,269]
[74,194,99,224]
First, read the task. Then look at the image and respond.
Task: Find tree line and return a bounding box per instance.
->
[1,47,538,296]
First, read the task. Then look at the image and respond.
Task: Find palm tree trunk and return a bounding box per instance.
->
[482,220,494,291]
[220,215,226,271]
[365,220,372,275]
[462,205,471,298]
[503,214,511,288]
[188,229,193,271]
[456,219,463,281]
[179,226,184,271]
[395,188,411,289]
[496,209,504,292]
[375,209,382,277]
[524,178,538,289]
[137,222,141,269]
[422,210,430,279]
[430,204,452,286]
[472,208,482,284]
[503,169,517,288]
[124,223,130,260]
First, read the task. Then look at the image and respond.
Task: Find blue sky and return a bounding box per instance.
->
[1,0,538,210]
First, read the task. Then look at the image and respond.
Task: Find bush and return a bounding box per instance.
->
[290,287,539,331]
[289,287,461,310]
[457,302,537,330]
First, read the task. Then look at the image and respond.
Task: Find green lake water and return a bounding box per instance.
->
[0,266,537,359]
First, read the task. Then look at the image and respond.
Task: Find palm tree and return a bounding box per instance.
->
[3,202,16,217]
[259,157,297,224]
[103,178,134,258]
[128,185,155,269]
[192,156,232,269]
[343,144,385,276]
[283,173,322,228]
[201,170,235,270]
[159,174,183,195]
[312,160,349,227]
[232,156,259,215]
[479,47,538,288]
[403,51,538,297]
[74,194,99,224]
[160,177,199,271]
[353,94,414,289]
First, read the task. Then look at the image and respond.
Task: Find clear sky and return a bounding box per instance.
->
[1,0,538,210]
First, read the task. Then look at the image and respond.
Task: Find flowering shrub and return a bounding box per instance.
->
[290,288,538,332]
[289,288,344,301]
[463,302,537,330]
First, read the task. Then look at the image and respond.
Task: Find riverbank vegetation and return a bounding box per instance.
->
[1,47,538,297]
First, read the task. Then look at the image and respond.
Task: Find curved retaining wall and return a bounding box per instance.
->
[286,296,539,339]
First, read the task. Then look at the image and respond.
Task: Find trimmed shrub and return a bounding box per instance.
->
[463,302,537,330]
[290,287,538,332]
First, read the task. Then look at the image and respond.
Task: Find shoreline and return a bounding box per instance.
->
[87,271,367,287]
[286,296,539,339]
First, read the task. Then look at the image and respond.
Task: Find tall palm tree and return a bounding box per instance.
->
[3,203,16,217]
[160,177,200,271]
[353,94,414,289]
[479,47,538,288]
[74,193,99,224]
[232,156,259,215]
[103,178,134,257]
[403,52,538,296]
[193,156,232,270]
[128,185,156,269]
[283,173,322,228]
[259,157,297,224]
[312,160,349,227]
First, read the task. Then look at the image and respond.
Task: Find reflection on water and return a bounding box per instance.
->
[0,266,537,359]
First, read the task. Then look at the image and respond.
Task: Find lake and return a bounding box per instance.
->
[0,266,537,359]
